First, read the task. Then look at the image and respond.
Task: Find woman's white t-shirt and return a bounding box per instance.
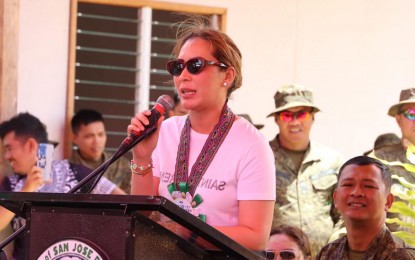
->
[153,116,276,227]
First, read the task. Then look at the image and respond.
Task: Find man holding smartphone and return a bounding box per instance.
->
[0,112,125,259]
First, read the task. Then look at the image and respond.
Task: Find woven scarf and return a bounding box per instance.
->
[173,103,235,196]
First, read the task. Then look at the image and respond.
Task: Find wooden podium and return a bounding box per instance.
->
[0,192,266,259]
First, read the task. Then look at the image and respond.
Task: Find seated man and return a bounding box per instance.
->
[317,156,415,259]
[0,112,124,259]
[70,109,131,193]
[0,146,13,257]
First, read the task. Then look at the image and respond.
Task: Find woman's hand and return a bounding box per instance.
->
[128,110,164,163]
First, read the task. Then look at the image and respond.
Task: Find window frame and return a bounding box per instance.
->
[65,0,227,158]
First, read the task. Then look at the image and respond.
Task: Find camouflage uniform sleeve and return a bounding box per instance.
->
[103,154,131,194]
[329,153,347,241]
[117,156,131,194]
[387,248,415,259]
[315,237,347,260]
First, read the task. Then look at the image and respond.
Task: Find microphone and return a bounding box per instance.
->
[122,95,174,148]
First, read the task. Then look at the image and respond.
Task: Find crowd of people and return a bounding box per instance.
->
[0,15,414,259]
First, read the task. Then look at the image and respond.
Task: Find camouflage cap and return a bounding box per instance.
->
[238,114,264,129]
[388,88,415,116]
[374,133,400,149]
[267,84,321,117]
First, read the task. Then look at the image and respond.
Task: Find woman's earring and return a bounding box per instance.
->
[223,82,228,87]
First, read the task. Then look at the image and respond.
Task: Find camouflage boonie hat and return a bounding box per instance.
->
[374,133,400,149]
[388,88,415,117]
[267,84,321,117]
[238,114,264,129]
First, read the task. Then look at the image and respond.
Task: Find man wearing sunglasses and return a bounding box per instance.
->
[369,88,415,234]
[267,84,344,257]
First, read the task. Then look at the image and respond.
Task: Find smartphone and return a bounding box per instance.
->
[37,143,54,182]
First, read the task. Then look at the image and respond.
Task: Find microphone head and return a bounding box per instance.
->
[156,95,174,113]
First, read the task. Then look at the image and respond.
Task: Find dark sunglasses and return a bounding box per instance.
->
[265,250,297,260]
[166,57,228,76]
[278,110,311,122]
[401,108,415,121]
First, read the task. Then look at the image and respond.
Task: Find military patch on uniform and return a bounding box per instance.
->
[310,170,337,190]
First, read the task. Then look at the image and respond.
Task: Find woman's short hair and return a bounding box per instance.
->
[172,15,242,97]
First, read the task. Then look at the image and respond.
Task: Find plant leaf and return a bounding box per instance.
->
[389,202,415,218]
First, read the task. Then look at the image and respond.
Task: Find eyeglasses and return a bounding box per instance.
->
[278,110,311,122]
[401,108,415,121]
[265,250,297,260]
[166,57,228,76]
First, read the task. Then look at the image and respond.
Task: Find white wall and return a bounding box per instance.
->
[159,0,413,158]
[18,0,70,159]
[288,1,412,158]
[17,0,415,160]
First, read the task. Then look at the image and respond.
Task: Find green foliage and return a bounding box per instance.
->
[392,231,415,246]
[386,179,415,246]
[379,145,415,246]
[388,201,415,219]
[369,144,415,246]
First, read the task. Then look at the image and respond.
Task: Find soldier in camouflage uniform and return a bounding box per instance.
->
[370,88,415,233]
[69,109,131,194]
[317,156,415,260]
[268,84,344,256]
[363,132,400,156]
